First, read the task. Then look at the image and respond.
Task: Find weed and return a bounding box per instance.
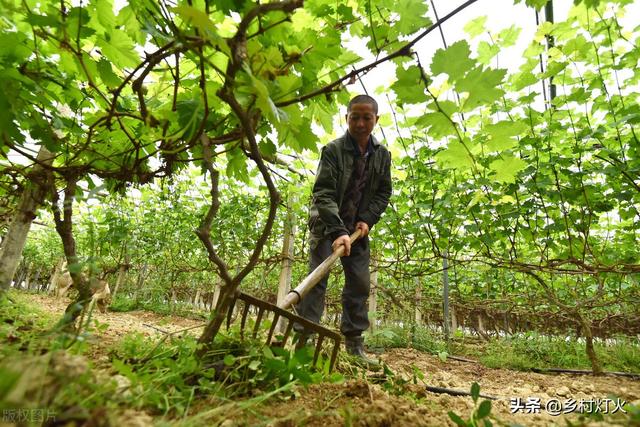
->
[108,295,140,312]
[480,333,640,372]
[367,324,447,354]
[109,295,206,320]
[0,291,61,356]
[448,383,495,427]
[107,328,342,417]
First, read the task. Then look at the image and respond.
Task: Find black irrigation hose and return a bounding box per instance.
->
[531,367,640,380]
[425,359,639,402]
[447,355,478,363]
[425,385,499,401]
[443,354,640,380]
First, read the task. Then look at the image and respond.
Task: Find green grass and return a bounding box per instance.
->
[369,322,640,374]
[1,292,342,425]
[0,291,60,357]
[367,323,448,355]
[109,294,207,320]
[478,332,640,373]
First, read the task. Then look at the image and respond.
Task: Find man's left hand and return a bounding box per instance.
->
[355,221,369,238]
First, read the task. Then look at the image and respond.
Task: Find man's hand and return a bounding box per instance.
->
[332,235,351,257]
[355,221,370,237]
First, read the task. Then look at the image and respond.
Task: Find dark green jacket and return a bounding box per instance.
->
[309,132,392,239]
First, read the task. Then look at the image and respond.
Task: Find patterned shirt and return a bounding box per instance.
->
[338,132,374,234]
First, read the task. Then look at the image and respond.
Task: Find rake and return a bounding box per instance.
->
[224,230,362,371]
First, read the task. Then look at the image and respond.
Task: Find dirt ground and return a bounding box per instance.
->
[17,293,640,426]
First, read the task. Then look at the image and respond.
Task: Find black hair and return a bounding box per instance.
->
[347,94,378,114]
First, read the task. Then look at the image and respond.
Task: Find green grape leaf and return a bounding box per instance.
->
[117,5,144,44]
[484,120,527,152]
[97,59,121,88]
[337,4,355,21]
[511,71,538,90]
[391,66,427,104]
[174,5,217,36]
[0,33,31,63]
[485,120,528,139]
[485,137,517,152]
[394,0,431,35]
[435,140,475,170]
[417,112,458,139]
[428,100,458,116]
[24,13,61,28]
[93,0,116,31]
[244,67,282,123]
[497,25,521,47]
[477,41,500,65]
[514,0,549,9]
[431,40,476,82]
[541,61,568,78]
[258,139,277,158]
[490,155,527,183]
[464,16,487,38]
[226,146,250,183]
[456,67,506,111]
[97,29,140,69]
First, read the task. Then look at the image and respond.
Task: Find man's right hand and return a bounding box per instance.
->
[332,234,351,257]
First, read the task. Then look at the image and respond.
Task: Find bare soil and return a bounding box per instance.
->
[17,293,640,426]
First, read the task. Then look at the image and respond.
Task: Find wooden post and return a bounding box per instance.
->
[111,251,129,301]
[193,288,202,310]
[32,267,42,291]
[451,304,458,333]
[504,311,510,335]
[47,259,64,294]
[276,191,296,332]
[414,277,422,325]
[170,288,177,312]
[133,263,148,303]
[13,263,27,289]
[23,262,32,290]
[442,248,451,344]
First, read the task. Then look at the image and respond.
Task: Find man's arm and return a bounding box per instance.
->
[313,145,349,239]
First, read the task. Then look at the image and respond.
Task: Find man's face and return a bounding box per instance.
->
[346,103,379,140]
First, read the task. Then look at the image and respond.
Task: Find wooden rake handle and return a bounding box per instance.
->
[278,229,362,310]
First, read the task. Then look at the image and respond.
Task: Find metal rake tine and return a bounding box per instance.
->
[240,302,250,339]
[226,293,239,330]
[266,312,280,344]
[281,318,294,346]
[252,306,265,339]
[313,334,325,367]
[329,337,341,372]
[233,291,342,372]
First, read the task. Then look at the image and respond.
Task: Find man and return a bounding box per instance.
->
[296,94,392,364]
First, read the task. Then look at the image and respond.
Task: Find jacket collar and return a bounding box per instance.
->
[342,132,379,154]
